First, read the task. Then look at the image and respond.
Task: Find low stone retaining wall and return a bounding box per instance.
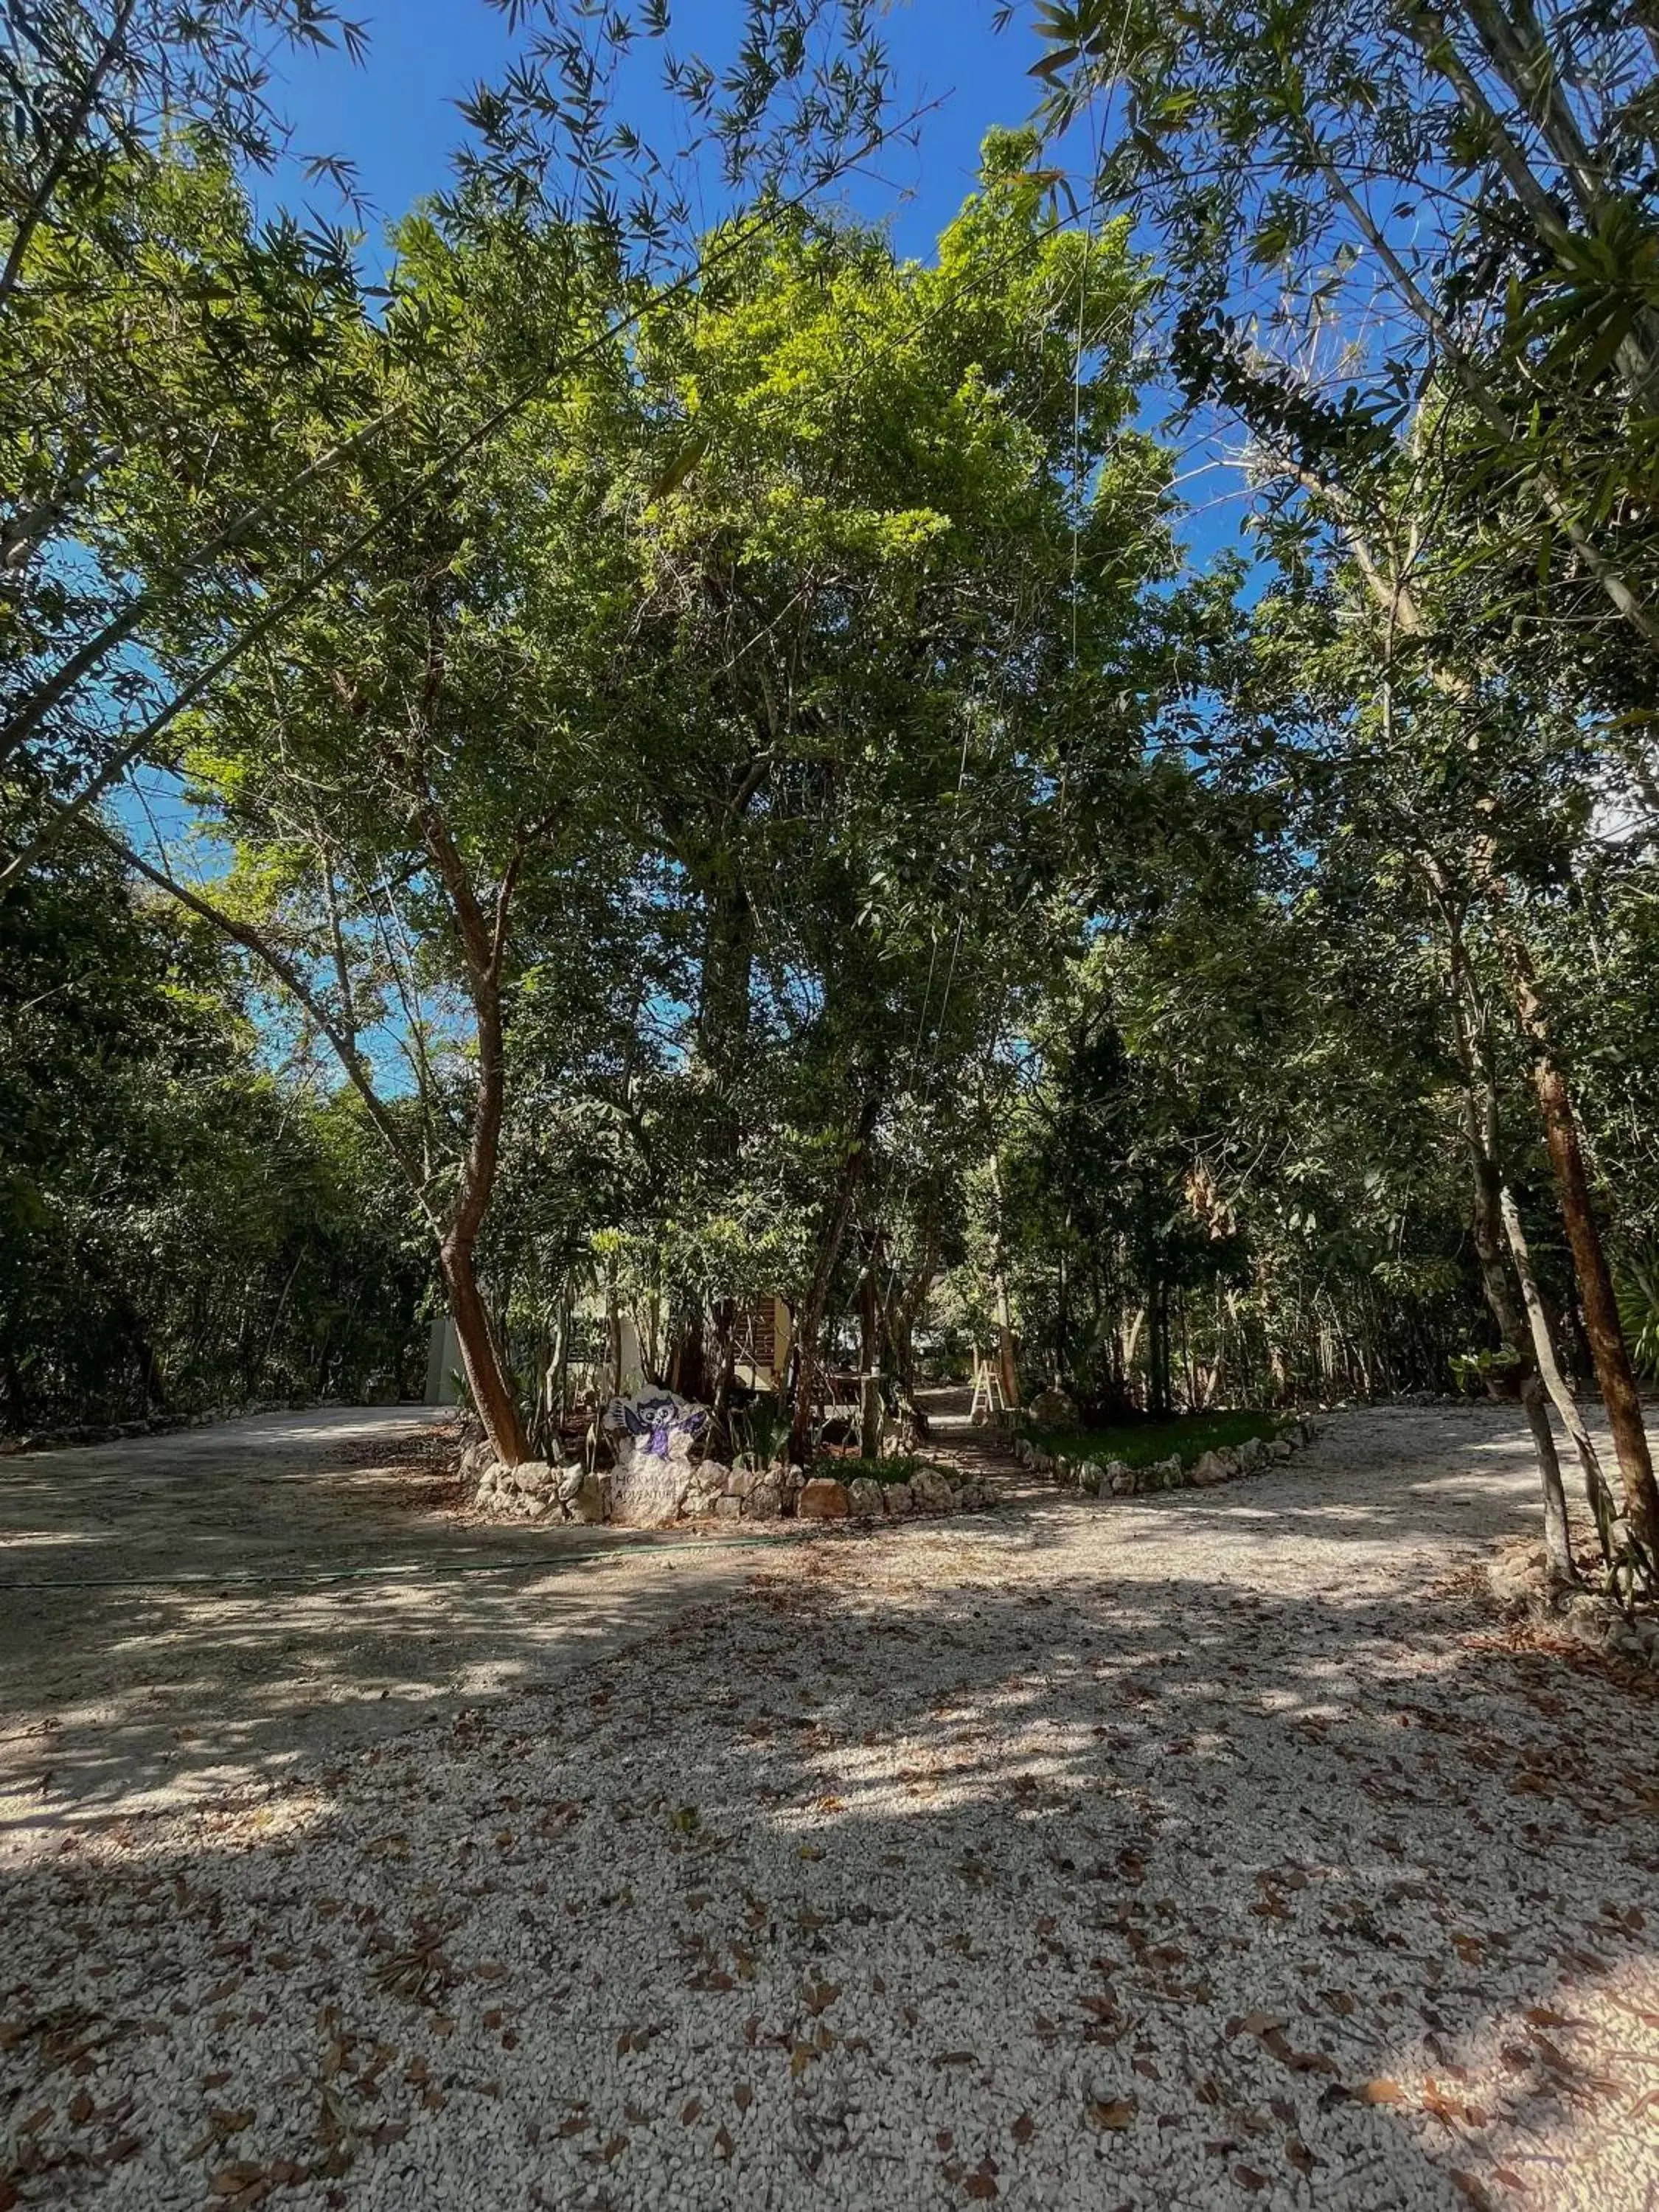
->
[1010,1417,1318,1498]
[464,1444,997,1527]
[796,1467,998,1520]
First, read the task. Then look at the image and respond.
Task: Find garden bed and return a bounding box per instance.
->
[1014,1409,1315,1497]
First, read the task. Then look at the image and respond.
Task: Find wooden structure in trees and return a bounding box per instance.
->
[735,1294,794,1392]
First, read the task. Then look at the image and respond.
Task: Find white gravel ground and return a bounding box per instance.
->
[2,1405,1656,2211]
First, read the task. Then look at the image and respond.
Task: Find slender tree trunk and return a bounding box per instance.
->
[1503,937,1659,1559]
[421,810,529,1468]
[995,1281,1020,1411]
[880,1264,933,1438]
[709,1296,740,1461]
[790,1098,878,1464]
[858,1262,883,1460]
[1500,1184,1622,1565]
[667,1305,710,1404]
[1449,957,1576,1581]
[1150,1271,1172,1417]
[990,1155,1020,1406]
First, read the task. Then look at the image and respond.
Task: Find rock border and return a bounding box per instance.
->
[797,1466,998,1521]
[463,1445,998,1528]
[1009,1416,1318,1498]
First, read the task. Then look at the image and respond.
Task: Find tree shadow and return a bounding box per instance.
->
[2,1478,1654,2211]
[0,1405,792,1835]
[0,1401,1614,1844]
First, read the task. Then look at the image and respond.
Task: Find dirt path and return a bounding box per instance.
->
[0,1409,771,1843]
[1,1401,1655,2209]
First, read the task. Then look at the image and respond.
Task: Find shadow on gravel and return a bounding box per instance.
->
[2,1526,1655,2210]
[0,1538,771,1841]
[0,1404,1603,1844]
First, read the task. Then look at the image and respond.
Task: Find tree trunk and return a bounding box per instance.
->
[1504,941,1659,1561]
[667,1305,710,1405]
[1053,1236,1069,1389]
[880,1265,933,1439]
[709,1295,740,1461]
[1149,1271,1172,1417]
[858,1263,883,1460]
[1499,1184,1623,1567]
[990,1155,1020,1406]
[995,1282,1020,1411]
[442,1234,528,1467]
[420,810,529,1469]
[1449,968,1576,1582]
[790,1099,878,1464]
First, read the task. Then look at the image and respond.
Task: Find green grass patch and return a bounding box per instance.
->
[813,1452,949,1486]
[1026,1408,1290,1470]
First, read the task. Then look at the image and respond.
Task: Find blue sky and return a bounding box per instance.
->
[261,1,1068,265]
[252,3,1257,557]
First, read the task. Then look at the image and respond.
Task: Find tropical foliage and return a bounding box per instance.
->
[2,0,1657,1594]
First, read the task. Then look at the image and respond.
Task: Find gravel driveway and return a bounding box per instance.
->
[2,1403,1656,2210]
[0,1408,768,1835]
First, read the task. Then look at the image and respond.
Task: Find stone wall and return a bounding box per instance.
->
[1011,1418,1318,1498]
[463,1443,997,1527]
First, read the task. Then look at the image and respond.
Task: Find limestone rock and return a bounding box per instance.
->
[1191,1450,1228,1486]
[1028,1386,1078,1426]
[846,1475,884,1520]
[910,1468,955,1514]
[745,1473,783,1518]
[608,1454,690,1527]
[799,1477,850,1519]
[1486,1540,1547,1607]
[686,1460,731,1512]
[883,1482,912,1517]
[513,1458,554,1497]
[568,1472,607,1525]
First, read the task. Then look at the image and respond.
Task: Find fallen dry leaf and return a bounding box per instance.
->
[1087,2096,1136,2131]
[208,2164,263,2197]
[1450,2172,1496,2212]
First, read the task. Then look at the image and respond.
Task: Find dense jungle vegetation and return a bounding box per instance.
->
[4,0,1658,1591]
